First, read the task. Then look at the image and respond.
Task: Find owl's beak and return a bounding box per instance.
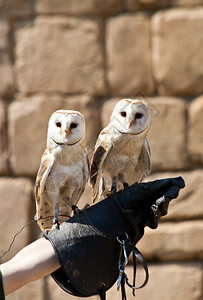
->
[129,120,135,128]
[64,129,70,137]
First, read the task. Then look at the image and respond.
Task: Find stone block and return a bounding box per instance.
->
[0,0,33,17]
[106,14,155,96]
[108,263,203,300]
[187,95,203,164]
[147,97,188,170]
[170,0,203,6]
[152,9,203,96]
[46,263,203,300]
[0,21,14,98]
[100,97,121,128]
[147,170,203,220]
[14,17,105,96]
[7,279,44,300]
[78,183,93,208]
[138,220,203,261]
[0,177,33,263]
[0,100,8,174]
[45,275,98,300]
[35,0,122,16]
[126,0,169,10]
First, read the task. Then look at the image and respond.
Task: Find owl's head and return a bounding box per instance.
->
[110,99,151,134]
[48,110,85,146]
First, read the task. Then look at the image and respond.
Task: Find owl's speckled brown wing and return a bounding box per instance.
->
[35,149,55,232]
[129,138,151,184]
[89,124,114,203]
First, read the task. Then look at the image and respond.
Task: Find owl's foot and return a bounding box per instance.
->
[72,205,80,214]
[44,224,59,234]
[72,204,90,215]
[52,222,60,230]
[82,204,90,210]
[106,187,117,197]
[123,182,129,189]
[52,218,60,230]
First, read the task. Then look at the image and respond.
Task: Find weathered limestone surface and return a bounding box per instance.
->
[170,0,203,5]
[78,183,93,209]
[126,0,169,10]
[147,170,203,220]
[187,95,203,163]
[145,97,187,170]
[0,0,33,17]
[138,220,203,261]
[15,17,105,95]
[119,263,203,300]
[152,9,203,96]
[7,279,44,300]
[106,14,155,96]
[35,0,122,16]
[0,21,14,98]
[46,275,98,300]
[45,262,203,300]
[0,100,8,174]
[100,97,120,127]
[0,177,33,263]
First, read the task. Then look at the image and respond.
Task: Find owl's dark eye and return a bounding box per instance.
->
[135,113,143,119]
[56,122,61,127]
[120,111,126,117]
[70,122,78,129]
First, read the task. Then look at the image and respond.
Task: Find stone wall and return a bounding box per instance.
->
[0,1,203,299]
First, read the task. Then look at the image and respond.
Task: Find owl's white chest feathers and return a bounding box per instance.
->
[103,133,145,175]
[46,144,88,193]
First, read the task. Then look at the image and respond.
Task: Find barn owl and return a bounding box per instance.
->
[35,110,89,232]
[90,99,151,202]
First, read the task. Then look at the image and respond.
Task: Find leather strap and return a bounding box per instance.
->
[126,243,149,290]
[99,283,106,300]
[0,270,5,300]
[132,252,136,296]
[117,234,149,299]
[121,275,126,300]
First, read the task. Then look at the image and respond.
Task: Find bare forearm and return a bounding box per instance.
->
[1,237,60,296]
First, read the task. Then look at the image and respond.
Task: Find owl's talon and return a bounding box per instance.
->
[111,186,117,193]
[102,189,111,198]
[51,222,60,230]
[44,225,59,234]
[72,204,90,215]
[83,203,90,209]
[72,205,80,214]
[52,217,60,230]
[123,182,129,189]
[106,187,117,197]
[53,217,58,224]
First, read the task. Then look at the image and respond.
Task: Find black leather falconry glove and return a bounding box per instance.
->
[117,176,185,229]
[45,176,185,300]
